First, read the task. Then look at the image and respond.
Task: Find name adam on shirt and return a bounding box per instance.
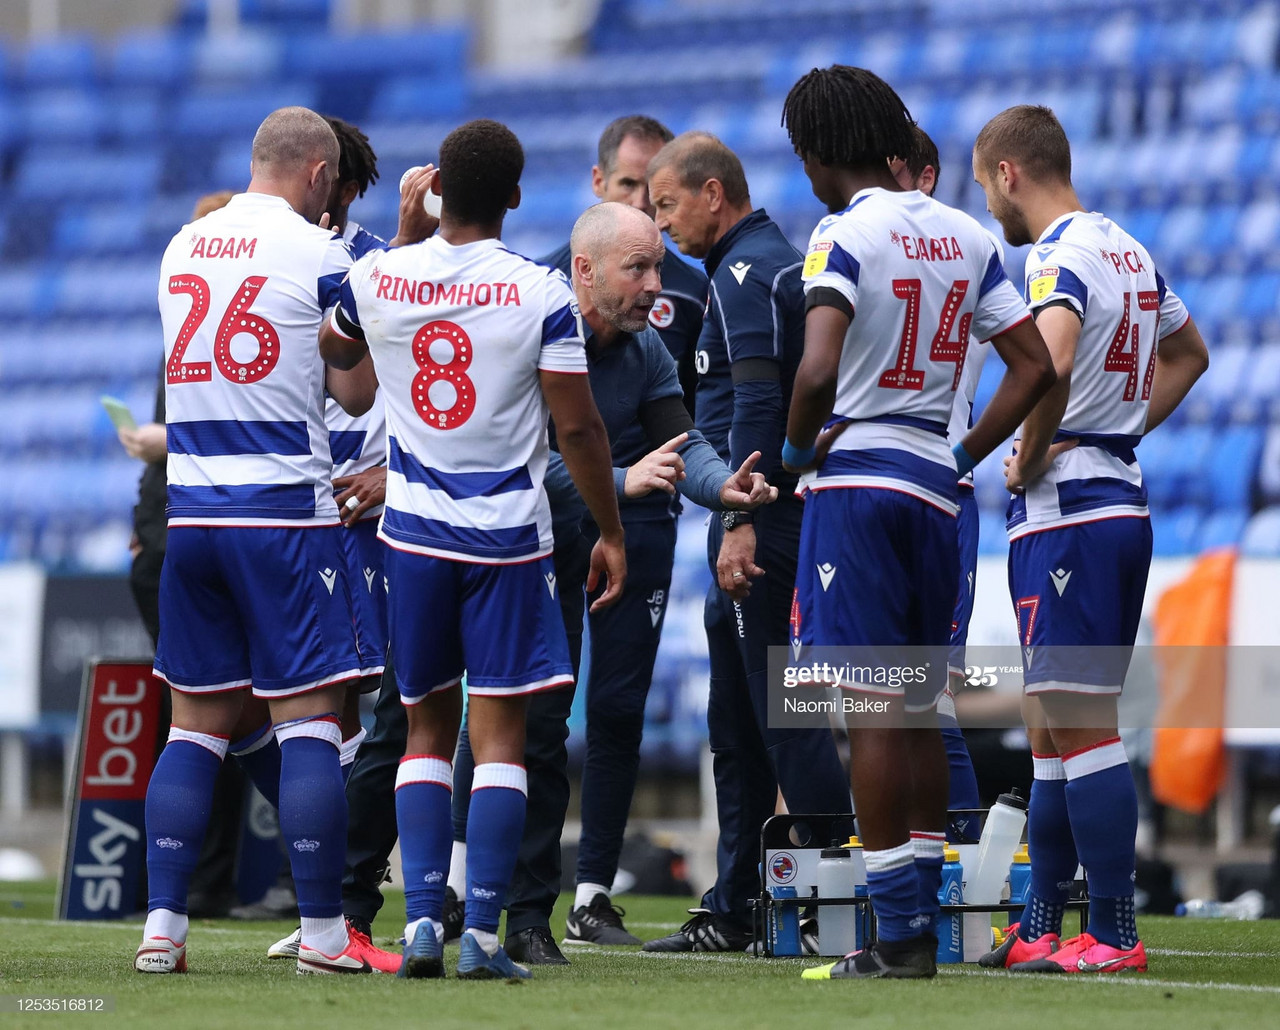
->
[189,235,257,259]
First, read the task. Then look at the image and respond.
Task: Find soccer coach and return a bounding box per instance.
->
[644,133,851,952]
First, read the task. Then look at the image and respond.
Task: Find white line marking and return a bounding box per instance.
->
[943,966,1280,994]
[1150,948,1276,959]
[0,917,284,938]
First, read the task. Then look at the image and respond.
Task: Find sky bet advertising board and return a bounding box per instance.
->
[58,661,165,920]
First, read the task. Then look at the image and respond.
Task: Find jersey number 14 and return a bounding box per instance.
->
[878,278,971,392]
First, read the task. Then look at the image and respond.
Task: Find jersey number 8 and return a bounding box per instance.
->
[411,319,476,430]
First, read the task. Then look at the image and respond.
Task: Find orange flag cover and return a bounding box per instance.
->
[1149,549,1235,814]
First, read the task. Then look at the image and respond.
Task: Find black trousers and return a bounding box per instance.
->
[703,500,851,927]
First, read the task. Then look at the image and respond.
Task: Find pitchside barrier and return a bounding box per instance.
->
[57,657,284,920]
[58,659,164,920]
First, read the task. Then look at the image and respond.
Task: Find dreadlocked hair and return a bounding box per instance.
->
[781,65,916,170]
[325,116,380,197]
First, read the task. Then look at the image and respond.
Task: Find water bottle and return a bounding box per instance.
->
[816,846,858,956]
[1007,842,1031,925]
[1175,891,1266,920]
[967,790,1028,905]
[936,846,964,964]
[768,885,801,955]
[844,836,870,950]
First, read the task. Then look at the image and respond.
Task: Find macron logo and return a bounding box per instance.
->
[364,567,376,593]
[544,572,557,598]
[729,261,752,285]
[1050,567,1072,596]
[817,563,836,592]
[319,568,337,595]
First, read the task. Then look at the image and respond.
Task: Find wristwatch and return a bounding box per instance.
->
[721,510,754,532]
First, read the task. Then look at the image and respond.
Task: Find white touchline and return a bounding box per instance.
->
[945,966,1280,995]
[1149,948,1275,959]
[5,916,278,937]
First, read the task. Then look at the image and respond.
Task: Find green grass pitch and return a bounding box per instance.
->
[2,880,1278,1029]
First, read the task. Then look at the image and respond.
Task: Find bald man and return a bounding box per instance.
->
[139,106,431,977]
[453,203,774,964]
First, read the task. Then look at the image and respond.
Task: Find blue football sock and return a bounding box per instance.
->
[395,754,454,923]
[465,763,527,935]
[276,715,346,921]
[145,729,228,915]
[228,722,280,809]
[940,723,981,840]
[340,727,367,786]
[1023,752,1077,940]
[865,842,921,943]
[911,831,946,939]
[1064,738,1139,950]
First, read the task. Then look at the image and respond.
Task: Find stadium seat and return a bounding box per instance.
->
[367,74,468,123]
[281,27,470,83]
[1183,343,1248,423]
[51,207,146,257]
[21,89,107,145]
[1197,507,1249,550]
[1254,425,1280,506]
[191,29,284,84]
[1240,506,1280,556]
[14,148,163,201]
[105,30,192,90]
[173,84,319,139]
[55,260,166,317]
[20,34,97,89]
[1201,426,1265,509]
[1150,505,1204,556]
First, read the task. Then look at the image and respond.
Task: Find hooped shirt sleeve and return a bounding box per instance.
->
[801,213,862,310]
[317,232,354,313]
[330,252,374,341]
[1022,239,1089,321]
[970,228,1033,341]
[538,269,588,374]
[1154,270,1191,339]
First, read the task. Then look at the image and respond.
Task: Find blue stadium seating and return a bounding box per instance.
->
[0,0,1276,570]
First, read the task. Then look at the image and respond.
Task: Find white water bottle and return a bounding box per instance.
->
[816,847,858,956]
[967,790,1028,905]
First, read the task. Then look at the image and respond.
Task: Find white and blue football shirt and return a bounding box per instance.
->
[1007,211,1190,539]
[801,188,1029,513]
[158,192,352,526]
[326,220,389,520]
[331,237,587,563]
